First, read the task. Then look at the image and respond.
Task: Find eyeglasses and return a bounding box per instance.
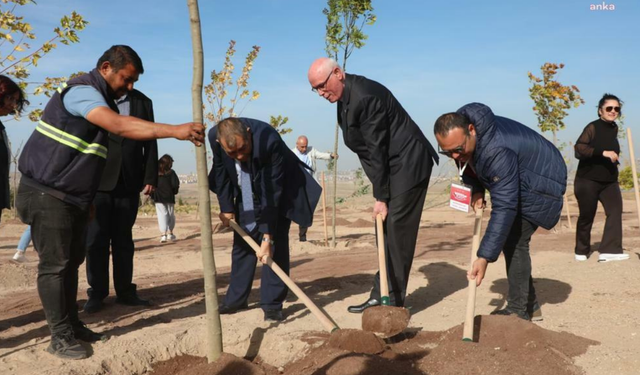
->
[438,135,468,157]
[311,70,333,93]
[604,106,620,113]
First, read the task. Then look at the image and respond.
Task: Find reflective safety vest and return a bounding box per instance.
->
[18,69,119,208]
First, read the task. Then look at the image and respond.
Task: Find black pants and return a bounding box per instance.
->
[503,216,538,314]
[298,225,308,239]
[370,178,429,306]
[224,215,292,311]
[85,191,141,300]
[574,176,623,255]
[16,182,88,335]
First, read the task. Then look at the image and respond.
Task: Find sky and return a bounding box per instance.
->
[3,0,639,175]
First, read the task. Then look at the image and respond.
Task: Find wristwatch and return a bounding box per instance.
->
[262,237,275,245]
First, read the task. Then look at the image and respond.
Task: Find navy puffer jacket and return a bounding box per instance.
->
[459,103,567,262]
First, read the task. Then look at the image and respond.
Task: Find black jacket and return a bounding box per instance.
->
[0,122,10,209]
[97,89,158,194]
[153,170,179,204]
[574,119,620,182]
[337,73,438,201]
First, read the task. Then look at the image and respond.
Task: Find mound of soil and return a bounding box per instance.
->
[347,218,374,228]
[150,353,278,375]
[362,306,411,337]
[327,329,385,354]
[150,315,598,375]
[419,315,599,375]
[332,217,352,226]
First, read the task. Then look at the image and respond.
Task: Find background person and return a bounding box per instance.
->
[291,135,336,241]
[153,154,180,243]
[573,93,628,262]
[83,87,158,314]
[0,75,28,232]
[12,226,32,263]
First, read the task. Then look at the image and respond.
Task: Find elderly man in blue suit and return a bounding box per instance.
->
[208,117,321,321]
[434,103,567,321]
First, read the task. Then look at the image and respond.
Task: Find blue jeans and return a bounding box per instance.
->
[17,226,32,251]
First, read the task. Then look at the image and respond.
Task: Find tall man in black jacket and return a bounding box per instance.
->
[308,58,439,313]
[84,89,158,313]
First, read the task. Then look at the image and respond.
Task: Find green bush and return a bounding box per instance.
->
[619,166,639,190]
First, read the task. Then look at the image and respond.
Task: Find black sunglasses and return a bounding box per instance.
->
[605,106,620,113]
[438,135,468,157]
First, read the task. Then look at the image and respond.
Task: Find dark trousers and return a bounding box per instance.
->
[224,215,292,311]
[16,182,88,335]
[370,178,429,306]
[85,191,141,300]
[503,216,538,314]
[298,225,308,239]
[574,176,623,255]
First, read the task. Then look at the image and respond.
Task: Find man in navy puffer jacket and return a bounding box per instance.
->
[434,103,566,320]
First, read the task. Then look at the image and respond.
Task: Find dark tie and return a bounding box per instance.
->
[239,163,256,231]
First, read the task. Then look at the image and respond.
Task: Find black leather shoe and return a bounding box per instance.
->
[83,297,104,314]
[347,298,380,313]
[116,294,151,307]
[299,236,307,242]
[72,321,108,343]
[219,303,248,315]
[263,309,284,322]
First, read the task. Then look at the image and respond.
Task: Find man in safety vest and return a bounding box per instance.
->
[16,45,204,360]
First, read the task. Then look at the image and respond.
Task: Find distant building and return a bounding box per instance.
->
[177,173,197,184]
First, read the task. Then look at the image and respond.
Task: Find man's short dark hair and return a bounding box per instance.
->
[96,45,144,74]
[216,118,250,147]
[434,112,471,137]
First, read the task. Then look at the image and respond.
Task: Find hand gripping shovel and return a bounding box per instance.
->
[361,214,410,337]
[462,208,484,342]
[228,220,339,332]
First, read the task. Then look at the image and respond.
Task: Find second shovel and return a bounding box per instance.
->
[361,214,410,337]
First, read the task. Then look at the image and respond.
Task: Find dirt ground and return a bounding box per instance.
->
[1,185,639,375]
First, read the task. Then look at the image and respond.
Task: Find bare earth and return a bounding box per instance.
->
[1,185,639,375]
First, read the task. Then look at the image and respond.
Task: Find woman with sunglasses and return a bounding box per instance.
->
[573,93,628,262]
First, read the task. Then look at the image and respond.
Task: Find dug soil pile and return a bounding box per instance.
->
[347,218,374,228]
[149,315,598,375]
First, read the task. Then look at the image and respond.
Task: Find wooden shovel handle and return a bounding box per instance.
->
[228,220,339,332]
[463,208,484,341]
[376,214,390,306]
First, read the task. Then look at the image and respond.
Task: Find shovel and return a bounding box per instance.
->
[228,220,339,332]
[361,214,410,337]
[462,207,484,342]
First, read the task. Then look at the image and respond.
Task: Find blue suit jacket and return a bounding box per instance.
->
[208,118,321,234]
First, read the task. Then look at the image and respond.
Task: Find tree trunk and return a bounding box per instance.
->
[626,128,640,229]
[331,122,339,247]
[186,0,223,362]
